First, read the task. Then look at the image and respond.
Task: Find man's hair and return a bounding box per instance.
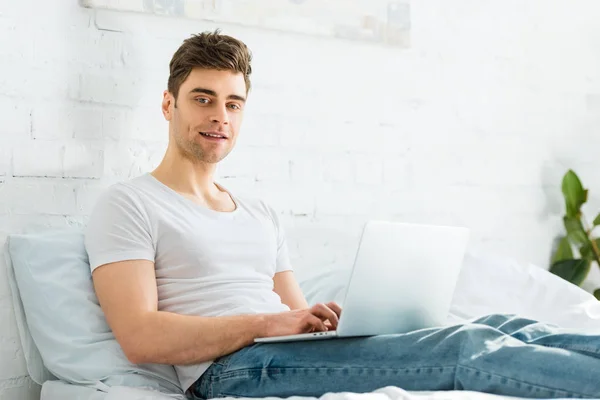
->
[167,29,252,105]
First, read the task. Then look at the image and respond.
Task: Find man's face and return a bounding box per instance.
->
[163,68,247,164]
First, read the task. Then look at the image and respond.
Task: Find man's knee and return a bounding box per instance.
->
[454,322,526,359]
[471,314,544,335]
[460,322,505,338]
[471,313,518,327]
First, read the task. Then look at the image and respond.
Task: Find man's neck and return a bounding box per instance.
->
[151,159,220,201]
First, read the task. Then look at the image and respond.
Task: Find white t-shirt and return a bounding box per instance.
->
[84,172,293,392]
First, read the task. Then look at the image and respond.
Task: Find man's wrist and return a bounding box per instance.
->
[248,314,270,341]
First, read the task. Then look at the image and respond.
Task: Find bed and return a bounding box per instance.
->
[6,230,600,400]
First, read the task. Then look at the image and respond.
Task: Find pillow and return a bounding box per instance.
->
[4,229,182,394]
[450,246,600,329]
[299,263,350,307]
[4,239,56,384]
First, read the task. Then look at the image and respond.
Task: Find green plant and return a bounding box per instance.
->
[550,170,600,299]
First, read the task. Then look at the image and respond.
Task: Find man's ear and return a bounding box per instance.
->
[162,90,175,121]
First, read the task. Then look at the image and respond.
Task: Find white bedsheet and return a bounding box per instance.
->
[41,247,600,400]
[42,380,519,400]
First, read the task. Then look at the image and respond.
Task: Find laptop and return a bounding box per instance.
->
[254,220,470,343]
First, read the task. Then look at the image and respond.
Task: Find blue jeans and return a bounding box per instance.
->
[190,314,600,399]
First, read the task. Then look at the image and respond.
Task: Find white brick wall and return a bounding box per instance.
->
[2,0,600,398]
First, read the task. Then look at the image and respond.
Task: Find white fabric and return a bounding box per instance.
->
[84,173,293,391]
[4,230,182,394]
[41,380,107,400]
[42,379,516,400]
[449,247,600,329]
[4,240,55,384]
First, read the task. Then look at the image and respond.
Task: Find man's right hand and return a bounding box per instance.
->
[261,302,342,338]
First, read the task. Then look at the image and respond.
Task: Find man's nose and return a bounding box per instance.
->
[209,105,229,125]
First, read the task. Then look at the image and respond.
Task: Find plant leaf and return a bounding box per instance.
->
[594,289,600,301]
[552,236,574,264]
[594,213,600,227]
[564,216,588,245]
[562,170,586,218]
[549,259,591,286]
[580,239,600,261]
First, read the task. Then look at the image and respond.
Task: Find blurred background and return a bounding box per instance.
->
[1,0,600,397]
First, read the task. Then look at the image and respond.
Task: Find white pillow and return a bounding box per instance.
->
[300,263,350,307]
[4,229,182,394]
[4,238,55,384]
[450,246,600,329]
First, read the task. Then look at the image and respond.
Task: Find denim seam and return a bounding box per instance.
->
[211,365,457,383]
[454,324,471,389]
[457,364,594,398]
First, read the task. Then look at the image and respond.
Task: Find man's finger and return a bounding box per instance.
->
[326,301,342,317]
[310,303,339,329]
[306,314,327,332]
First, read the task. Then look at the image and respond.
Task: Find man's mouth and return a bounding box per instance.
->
[199,131,227,139]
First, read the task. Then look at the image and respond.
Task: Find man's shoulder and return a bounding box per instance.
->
[233,192,274,215]
[93,175,151,209]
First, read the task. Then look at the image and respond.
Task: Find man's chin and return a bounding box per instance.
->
[192,151,230,165]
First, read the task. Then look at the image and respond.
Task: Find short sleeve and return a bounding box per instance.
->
[84,184,155,272]
[262,201,293,273]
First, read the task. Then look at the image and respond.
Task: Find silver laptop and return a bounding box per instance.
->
[255,220,470,343]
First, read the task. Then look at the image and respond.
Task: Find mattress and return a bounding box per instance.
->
[41,380,520,400]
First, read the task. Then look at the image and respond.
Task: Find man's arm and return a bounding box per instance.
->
[273,271,309,310]
[92,259,267,365]
[92,260,340,365]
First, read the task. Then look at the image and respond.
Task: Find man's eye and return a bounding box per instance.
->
[228,103,240,110]
[196,98,209,104]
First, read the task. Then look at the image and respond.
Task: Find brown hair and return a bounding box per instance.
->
[167,29,252,105]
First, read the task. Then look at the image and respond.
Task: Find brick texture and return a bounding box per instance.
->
[2,0,600,397]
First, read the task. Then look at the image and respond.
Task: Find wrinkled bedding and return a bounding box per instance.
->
[42,381,520,400]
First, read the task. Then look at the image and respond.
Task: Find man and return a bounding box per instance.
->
[85,30,600,399]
